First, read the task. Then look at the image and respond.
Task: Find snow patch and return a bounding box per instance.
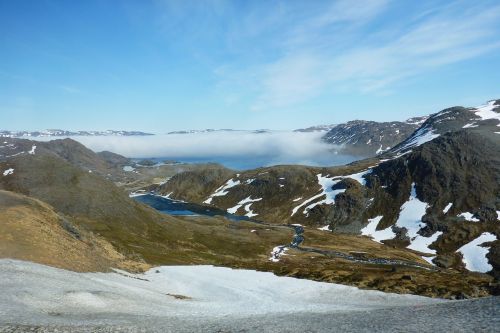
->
[458,212,480,222]
[457,232,497,273]
[473,101,500,124]
[336,169,372,186]
[244,203,259,217]
[396,127,440,152]
[395,184,442,254]
[0,259,441,320]
[422,256,436,265]
[204,178,241,204]
[227,196,262,215]
[291,174,344,216]
[129,191,148,198]
[122,165,135,172]
[361,216,395,243]
[442,203,453,214]
[2,168,14,176]
[269,246,288,262]
[28,145,36,155]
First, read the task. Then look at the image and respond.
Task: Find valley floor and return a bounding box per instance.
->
[1,259,498,332]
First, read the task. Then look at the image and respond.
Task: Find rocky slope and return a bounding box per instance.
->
[321,117,427,157]
[391,100,500,154]
[154,100,500,280]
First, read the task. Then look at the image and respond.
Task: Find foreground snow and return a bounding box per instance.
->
[0,259,442,325]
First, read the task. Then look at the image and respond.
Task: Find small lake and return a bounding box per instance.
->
[133,194,252,221]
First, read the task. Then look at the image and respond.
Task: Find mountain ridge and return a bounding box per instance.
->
[0,129,153,137]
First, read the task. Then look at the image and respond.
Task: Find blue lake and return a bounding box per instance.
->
[133,194,252,221]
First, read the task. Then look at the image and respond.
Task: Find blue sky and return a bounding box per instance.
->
[1,0,499,132]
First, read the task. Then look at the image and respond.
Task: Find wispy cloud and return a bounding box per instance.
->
[210,1,500,110]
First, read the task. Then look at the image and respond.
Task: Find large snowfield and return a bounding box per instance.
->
[0,259,442,326]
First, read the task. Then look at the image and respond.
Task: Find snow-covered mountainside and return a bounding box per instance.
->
[0,129,153,137]
[321,117,427,156]
[391,99,500,154]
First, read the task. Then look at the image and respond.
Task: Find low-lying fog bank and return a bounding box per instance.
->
[32,131,356,169]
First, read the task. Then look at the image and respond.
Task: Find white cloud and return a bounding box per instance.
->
[213,1,500,110]
[34,131,351,168]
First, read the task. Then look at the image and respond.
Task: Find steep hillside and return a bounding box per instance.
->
[340,131,499,273]
[391,99,500,154]
[0,190,143,272]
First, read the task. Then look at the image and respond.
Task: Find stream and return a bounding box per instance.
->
[134,194,436,271]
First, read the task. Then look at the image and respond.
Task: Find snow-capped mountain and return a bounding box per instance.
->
[321,117,428,156]
[0,129,153,138]
[391,99,500,154]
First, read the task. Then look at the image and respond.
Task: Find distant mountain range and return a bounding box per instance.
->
[294,124,338,132]
[0,129,153,137]
[166,129,272,134]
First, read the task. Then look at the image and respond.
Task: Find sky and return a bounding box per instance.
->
[1,0,500,132]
